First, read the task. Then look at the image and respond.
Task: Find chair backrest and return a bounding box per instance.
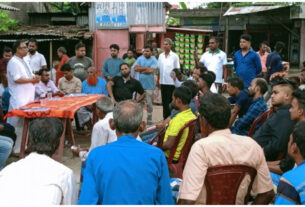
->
[167,119,197,164]
[205,165,257,205]
[148,126,167,148]
[248,107,274,137]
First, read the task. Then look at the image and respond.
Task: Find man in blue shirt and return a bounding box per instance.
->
[266,41,285,78]
[275,121,305,205]
[227,77,253,127]
[82,67,108,95]
[234,34,262,87]
[134,45,158,125]
[102,44,124,81]
[78,100,174,205]
[231,78,268,135]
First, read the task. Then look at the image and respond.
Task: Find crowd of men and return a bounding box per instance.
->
[0,34,304,205]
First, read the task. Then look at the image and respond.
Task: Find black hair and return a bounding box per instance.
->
[75,42,86,50]
[195,66,208,75]
[292,89,305,111]
[288,76,301,87]
[127,48,134,53]
[259,41,269,48]
[199,93,231,129]
[38,68,49,76]
[144,45,153,52]
[209,36,219,43]
[271,78,297,91]
[292,121,305,158]
[3,46,12,54]
[28,38,38,45]
[57,47,67,54]
[173,86,192,105]
[227,77,244,90]
[240,34,252,42]
[274,41,285,52]
[182,80,199,98]
[255,78,268,94]
[12,40,25,53]
[199,72,216,88]
[110,44,120,51]
[119,62,129,69]
[61,63,72,71]
[29,118,63,156]
[172,68,181,76]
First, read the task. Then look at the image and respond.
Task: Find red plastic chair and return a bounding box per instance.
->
[205,164,257,204]
[248,107,274,137]
[167,119,197,178]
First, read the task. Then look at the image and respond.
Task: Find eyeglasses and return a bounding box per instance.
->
[18,46,28,50]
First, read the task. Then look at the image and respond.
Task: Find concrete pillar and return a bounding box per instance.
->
[300,19,305,68]
[135,33,145,54]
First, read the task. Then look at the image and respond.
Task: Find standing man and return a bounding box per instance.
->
[124,49,136,68]
[24,39,47,74]
[7,40,40,154]
[158,38,180,119]
[257,42,269,79]
[66,42,93,82]
[199,36,227,94]
[134,45,158,125]
[102,44,125,81]
[56,46,69,86]
[266,41,286,79]
[234,34,262,87]
[0,47,13,75]
[107,63,145,105]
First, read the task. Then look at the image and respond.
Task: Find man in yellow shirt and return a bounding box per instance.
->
[162,86,196,161]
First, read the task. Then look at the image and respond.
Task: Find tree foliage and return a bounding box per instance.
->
[0,10,19,32]
[49,2,82,15]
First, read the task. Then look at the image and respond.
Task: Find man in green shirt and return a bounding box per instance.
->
[124,49,136,68]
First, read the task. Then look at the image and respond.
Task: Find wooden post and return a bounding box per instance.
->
[49,41,53,79]
[225,17,229,54]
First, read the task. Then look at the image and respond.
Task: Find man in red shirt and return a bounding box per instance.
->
[56,47,69,86]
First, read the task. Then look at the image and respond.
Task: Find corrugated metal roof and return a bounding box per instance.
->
[0,3,20,11]
[224,6,287,16]
[167,27,213,33]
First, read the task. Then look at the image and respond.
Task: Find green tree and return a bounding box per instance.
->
[0,10,18,32]
[49,2,82,15]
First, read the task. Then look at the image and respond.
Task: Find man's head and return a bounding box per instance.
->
[120,63,130,78]
[28,39,38,55]
[96,96,114,119]
[110,44,120,58]
[227,77,244,96]
[153,48,160,59]
[182,80,199,99]
[193,66,207,82]
[143,45,153,59]
[163,38,173,52]
[38,68,50,84]
[248,78,268,97]
[300,68,305,84]
[110,100,145,136]
[86,67,98,86]
[61,63,73,80]
[57,47,67,59]
[208,36,219,51]
[75,42,86,58]
[259,41,268,53]
[28,118,63,156]
[172,86,192,110]
[274,41,285,54]
[197,72,216,93]
[199,93,231,136]
[152,42,158,49]
[271,79,296,107]
[288,121,305,162]
[13,40,28,58]
[239,34,251,50]
[127,49,134,59]
[2,47,13,62]
[290,89,305,121]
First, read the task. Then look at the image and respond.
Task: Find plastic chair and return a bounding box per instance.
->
[205,164,257,204]
[167,119,197,178]
[248,107,274,137]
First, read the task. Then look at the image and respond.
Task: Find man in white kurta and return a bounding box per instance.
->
[6,40,39,153]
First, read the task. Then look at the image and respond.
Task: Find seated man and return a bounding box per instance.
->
[0,122,16,170]
[78,100,173,204]
[227,77,253,127]
[35,68,63,100]
[197,71,215,97]
[268,89,305,186]
[253,79,297,161]
[107,63,145,104]
[58,63,82,94]
[77,67,108,128]
[72,96,116,159]
[178,93,274,204]
[0,118,77,204]
[275,121,305,205]
[161,86,196,161]
[231,78,268,135]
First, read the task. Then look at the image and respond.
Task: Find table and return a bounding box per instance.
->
[5,94,104,161]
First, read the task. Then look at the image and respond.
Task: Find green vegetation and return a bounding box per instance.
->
[0,10,18,32]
